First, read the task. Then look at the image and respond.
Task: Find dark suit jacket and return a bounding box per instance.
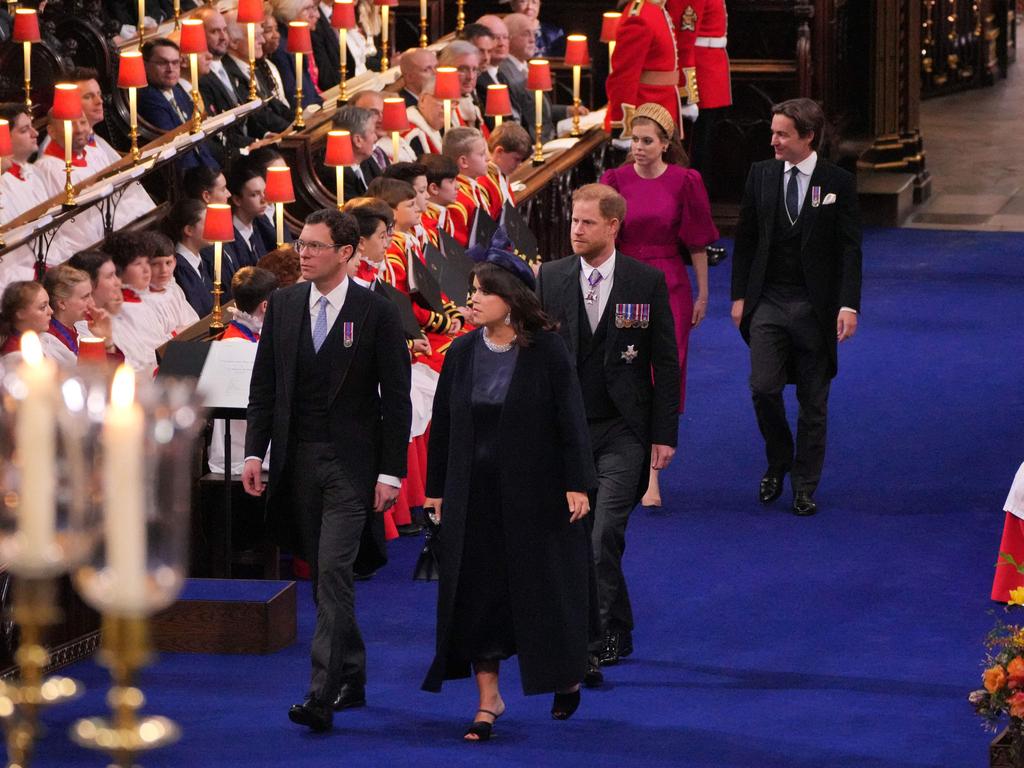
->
[476,68,522,124]
[173,259,214,317]
[222,55,293,136]
[270,26,324,109]
[136,84,220,170]
[339,157,384,201]
[730,157,863,377]
[310,9,356,91]
[198,69,251,164]
[245,280,412,563]
[537,252,680,449]
[497,59,568,142]
[201,243,239,300]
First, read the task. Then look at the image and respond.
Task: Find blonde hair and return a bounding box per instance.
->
[488,121,531,157]
[43,264,90,308]
[442,126,484,163]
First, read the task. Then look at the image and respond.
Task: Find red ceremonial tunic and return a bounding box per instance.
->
[476,163,515,222]
[421,202,455,249]
[671,0,732,109]
[605,0,683,131]
[447,175,488,247]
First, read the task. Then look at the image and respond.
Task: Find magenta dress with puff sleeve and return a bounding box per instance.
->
[600,163,719,411]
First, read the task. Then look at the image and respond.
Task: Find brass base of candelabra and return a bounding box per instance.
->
[0,579,83,768]
[71,616,179,768]
[338,65,348,105]
[532,125,545,165]
[190,100,203,134]
[23,80,31,114]
[420,17,428,48]
[294,89,305,129]
[248,58,258,102]
[456,0,465,33]
[63,166,76,208]
[571,98,582,137]
[129,125,141,164]
[209,283,224,334]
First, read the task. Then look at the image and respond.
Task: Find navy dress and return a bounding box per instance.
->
[448,335,519,667]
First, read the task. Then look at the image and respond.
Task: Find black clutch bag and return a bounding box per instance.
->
[412,509,440,581]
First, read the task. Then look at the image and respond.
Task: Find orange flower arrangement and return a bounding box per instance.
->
[986,665,1009,693]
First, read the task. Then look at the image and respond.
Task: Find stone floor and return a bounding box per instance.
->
[908,38,1024,231]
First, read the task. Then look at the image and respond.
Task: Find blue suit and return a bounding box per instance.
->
[136,84,220,171]
[173,258,214,317]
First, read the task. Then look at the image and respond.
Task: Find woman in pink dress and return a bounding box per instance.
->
[600,102,718,506]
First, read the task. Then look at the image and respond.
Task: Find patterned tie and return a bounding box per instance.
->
[786,166,801,223]
[585,269,604,332]
[312,296,329,352]
[372,146,389,170]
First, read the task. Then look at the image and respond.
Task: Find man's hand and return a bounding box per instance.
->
[241,459,264,496]
[374,482,400,513]
[424,497,442,523]
[651,444,676,471]
[572,104,591,118]
[730,299,744,329]
[837,309,858,342]
[448,317,463,335]
[411,337,432,357]
[567,491,590,523]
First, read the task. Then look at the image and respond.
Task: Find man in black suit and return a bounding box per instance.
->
[397,47,437,107]
[243,208,412,732]
[222,15,293,136]
[537,183,680,676]
[731,98,863,517]
[328,104,385,201]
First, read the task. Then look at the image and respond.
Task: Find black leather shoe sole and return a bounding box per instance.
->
[332,691,367,711]
[792,495,818,516]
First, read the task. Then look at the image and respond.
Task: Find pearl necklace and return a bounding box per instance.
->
[482,328,517,353]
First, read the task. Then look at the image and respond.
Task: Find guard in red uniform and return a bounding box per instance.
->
[604,0,683,136]
[671,0,732,172]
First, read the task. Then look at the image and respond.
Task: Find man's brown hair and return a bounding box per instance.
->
[572,183,627,223]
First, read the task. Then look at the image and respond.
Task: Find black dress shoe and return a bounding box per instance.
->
[792,491,817,516]
[597,631,620,666]
[397,523,423,536]
[759,469,787,505]
[618,630,633,658]
[288,698,333,732]
[332,682,366,710]
[583,655,603,688]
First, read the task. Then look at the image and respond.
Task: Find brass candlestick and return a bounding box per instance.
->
[419,15,428,48]
[70,616,179,768]
[0,579,82,768]
[379,5,390,72]
[62,120,76,206]
[337,28,348,105]
[189,53,203,133]
[532,90,544,164]
[128,87,141,163]
[22,42,32,112]
[456,0,464,33]
[210,280,224,332]
[246,23,258,101]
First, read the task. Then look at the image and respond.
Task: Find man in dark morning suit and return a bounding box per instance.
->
[242,208,412,732]
[270,20,324,110]
[537,183,680,679]
[137,38,220,171]
[310,2,356,92]
[731,98,863,517]
[324,105,384,201]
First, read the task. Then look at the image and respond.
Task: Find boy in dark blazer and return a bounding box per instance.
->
[731,97,863,517]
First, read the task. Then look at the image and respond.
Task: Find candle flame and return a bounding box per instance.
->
[111,365,136,408]
[20,331,42,366]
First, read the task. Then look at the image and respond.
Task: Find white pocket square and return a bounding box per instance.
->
[822,193,837,205]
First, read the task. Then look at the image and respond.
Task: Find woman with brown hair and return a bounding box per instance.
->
[422,242,596,740]
[600,101,719,506]
[0,281,52,364]
[41,264,112,366]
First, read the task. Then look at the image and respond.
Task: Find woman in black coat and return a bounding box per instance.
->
[422,250,597,741]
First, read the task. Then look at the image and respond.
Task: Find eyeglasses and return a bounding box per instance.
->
[295,239,343,255]
[150,57,181,68]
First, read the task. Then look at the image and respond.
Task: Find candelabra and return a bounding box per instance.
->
[527,59,552,165]
[202,204,233,332]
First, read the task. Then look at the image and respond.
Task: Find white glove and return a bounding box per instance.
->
[681,104,699,122]
[612,137,632,151]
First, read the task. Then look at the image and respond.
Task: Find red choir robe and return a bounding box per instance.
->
[447,174,490,247]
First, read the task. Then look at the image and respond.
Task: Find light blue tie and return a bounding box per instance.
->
[312,295,329,353]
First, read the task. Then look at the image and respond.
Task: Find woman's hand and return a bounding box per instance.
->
[424,497,443,523]
[567,491,590,523]
[691,296,708,328]
[87,304,113,341]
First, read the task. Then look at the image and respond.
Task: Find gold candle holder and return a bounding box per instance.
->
[335,166,345,211]
[419,0,428,47]
[173,0,181,29]
[128,87,141,163]
[22,42,32,112]
[189,53,203,133]
[456,0,464,34]
[210,240,225,332]
[247,23,258,101]
[0,579,82,768]
[532,90,544,164]
[62,120,76,206]
[70,615,179,768]
[337,27,348,105]
[379,5,390,72]
[293,51,305,128]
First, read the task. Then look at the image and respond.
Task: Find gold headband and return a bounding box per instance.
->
[622,102,676,140]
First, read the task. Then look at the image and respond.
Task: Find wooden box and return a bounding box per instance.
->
[151,579,296,655]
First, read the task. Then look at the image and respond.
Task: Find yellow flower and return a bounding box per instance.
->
[1010,587,1024,606]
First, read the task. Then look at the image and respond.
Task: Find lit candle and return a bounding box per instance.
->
[103,365,147,610]
[420,0,426,17]
[336,166,344,208]
[22,42,30,87]
[128,87,137,135]
[63,120,72,169]
[16,332,56,566]
[276,203,284,248]
[213,240,223,285]
[137,0,145,36]
[443,99,451,133]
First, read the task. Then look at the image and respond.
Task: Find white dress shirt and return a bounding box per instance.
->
[209,59,238,103]
[579,250,617,321]
[782,150,817,218]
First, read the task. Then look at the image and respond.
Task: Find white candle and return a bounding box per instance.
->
[336,165,345,208]
[103,365,147,611]
[339,28,347,70]
[138,0,145,35]
[391,131,399,163]
[276,202,284,247]
[247,23,256,79]
[129,87,138,132]
[16,332,56,567]
[443,99,451,133]
[213,240,223,285]
[420,0,426,20]
[22,42,30,85]
[573,64,581,103]
[63,120,72,167]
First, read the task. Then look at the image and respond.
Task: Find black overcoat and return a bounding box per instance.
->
[421,330,597,696]
[731,157,863,378]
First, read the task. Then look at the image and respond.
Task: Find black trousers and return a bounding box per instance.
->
[586,417,646,650]
[291,442,369,702]
[748,288,831,495]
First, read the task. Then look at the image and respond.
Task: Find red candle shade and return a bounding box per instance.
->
[434,66,461,100]
[12,9,41,43]
[332,0,356,29]
[325,130,354,166]
[287,21,313,53]
[118,51,148,89]
[485,84,512,117]
[381,97,409,132]
[0,121,12,157]
[600,12,621,43]
[202,203,234,242]
[237,0,264,25]
[52,83,83,120]
[564,35,590,67]
[264,166,295,204]
[179,19,209,55]
[373,0,397,5]
[77,338,108,366]
[527,59,552,92]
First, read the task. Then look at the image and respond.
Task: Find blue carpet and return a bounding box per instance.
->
[32,227,1024,766]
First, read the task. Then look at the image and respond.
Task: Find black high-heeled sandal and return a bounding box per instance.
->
[551,689,580,720]
[464,708,501,741]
